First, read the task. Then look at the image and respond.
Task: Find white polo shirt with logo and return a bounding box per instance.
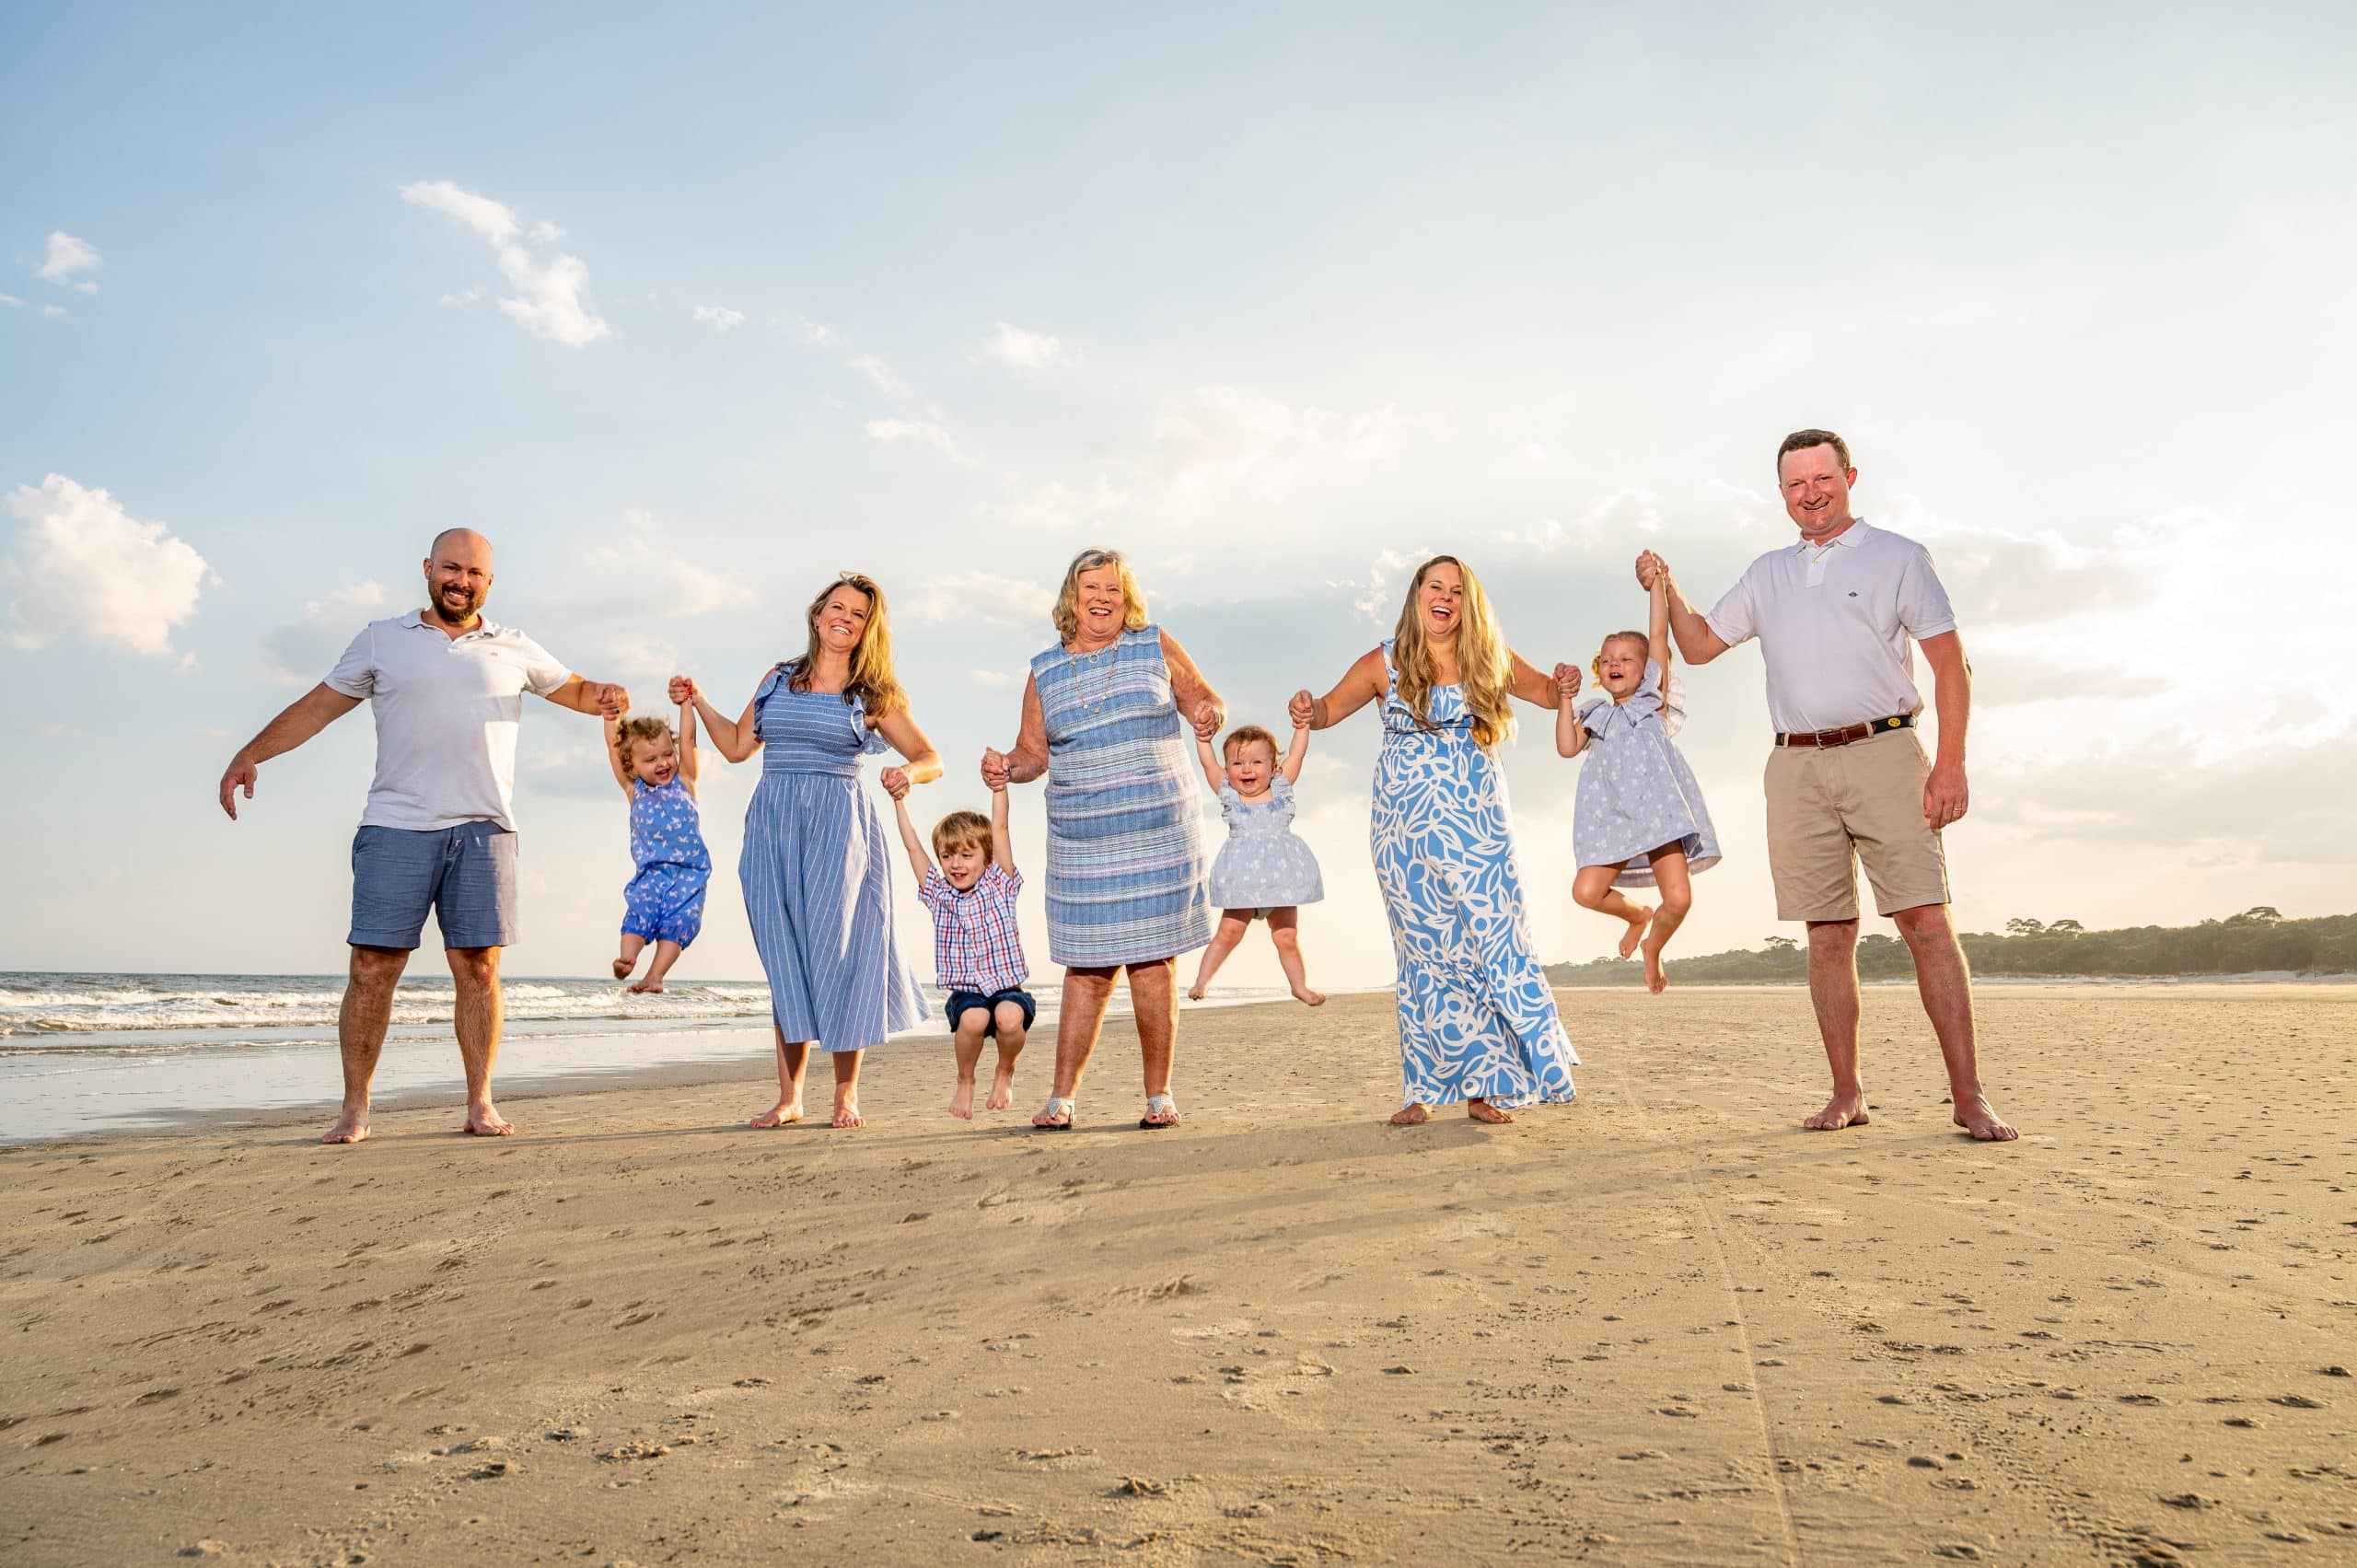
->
[1702,519,1958,737]
[325,610,573,831]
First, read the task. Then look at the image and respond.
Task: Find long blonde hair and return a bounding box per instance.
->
[1051,547,1149,645]
[790,572,907,722]
[1389,554,1515,747]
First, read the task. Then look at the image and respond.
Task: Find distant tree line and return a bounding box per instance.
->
[1544,907,2357,986]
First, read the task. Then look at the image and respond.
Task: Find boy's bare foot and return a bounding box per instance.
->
[985,1070,1016,1111]
[1467,1098,1515,1124]
[1954,1093,2019,1142]
[1618,906,1654,960]
[831,1089,865,1129]
[749,1098,802,1129]
[1803,1091,1870,1131]
[949,1080,976,1121]
[320,1107,370,1145]
[1293,985,1327,1006]
[1186,985,1207,1001]
[462,1100,515,1136]
[1388,1102,1432,1126]
[626,980,664,994]
[1639,931,1669,993]
[612,957,633,980]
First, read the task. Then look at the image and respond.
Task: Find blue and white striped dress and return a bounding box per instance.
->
[1033,626,1212,968]
[739,664,928,1050]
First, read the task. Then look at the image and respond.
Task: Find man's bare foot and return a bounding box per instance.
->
[1618,906,1654,959]
[949,1080,976,1121]
[1803,1092,1870,1131]
[612,957,633,980]
[749,1099,802,1129]
[831,1090,865,1129]
[1186,985,1207,1001]
[626,980,664,994]
[1467,1098,1515,1124]
[985,1071,1016,1111]
[462,1101,515,1136]
[1388,1102,1432,1126]
[320,1107,371,1144]
[1293,985,1327,1006]
[1954,1093,2019,1142]
[1639,931,1669,994]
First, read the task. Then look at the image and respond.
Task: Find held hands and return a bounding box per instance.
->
[1923,757,1969,831]
[879,765,911,802]
[1550,662,1584,704]
[1288,689,1316,730]
[217,756,258,819]
[1634,550,1666,590]
[589,682,630,717]
[980,747,1011,791]
[1189,700,1220,740]
[668,675,696,706]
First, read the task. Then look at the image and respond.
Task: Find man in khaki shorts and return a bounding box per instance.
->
[1639,429,2016,1141]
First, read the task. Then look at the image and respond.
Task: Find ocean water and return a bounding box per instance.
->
[0,971,1294,1144]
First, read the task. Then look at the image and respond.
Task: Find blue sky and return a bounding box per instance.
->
[6,3,2354,986]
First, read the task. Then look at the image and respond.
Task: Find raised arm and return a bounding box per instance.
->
[1161,630,1225,740]
[1279,716,1310,784]
[1506,649,1562,709]
[1293,647,1388,733]
[1648,573,1674,678]
[1636,552,1732,666]
[689,673,764,764]
[676,695,700,794]
[889,794,935,887]
[543,673,631,718]
[871,707,945,797]
[1193,730,1227,794]
[602,714,635,800]
[983,674,1050,789]
[989,783,1017,875]
[1918,630,1972,831]
[218,683,365,819]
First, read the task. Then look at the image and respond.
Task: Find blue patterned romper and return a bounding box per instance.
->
[738,665,928,1049]
[621,774,711,946]
[1370,641,1579,1109]
[1032,626,1212,968]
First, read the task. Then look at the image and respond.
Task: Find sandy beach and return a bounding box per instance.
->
[5,982,2354,1564]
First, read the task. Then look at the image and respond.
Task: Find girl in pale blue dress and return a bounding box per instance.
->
[1556,573,1719,993]
[1188,721,1326,1005]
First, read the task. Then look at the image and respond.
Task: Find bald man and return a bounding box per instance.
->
[218,529,629,1144]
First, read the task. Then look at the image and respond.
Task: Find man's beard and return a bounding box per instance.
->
[428,588,480,624]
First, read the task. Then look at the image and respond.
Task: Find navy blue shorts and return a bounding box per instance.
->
[350,823,520,950]
[945,987,1036,1040]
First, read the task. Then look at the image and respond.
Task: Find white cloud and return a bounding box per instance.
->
[401,180,609,347]
[790,318,840,346]
[970,668,1013,688]
[0,293,22,308]
[903,570,1055,628]
[865,419,977,467]
[5,475,214,660]
[579,514,760,616]
[37,232,101,291]
[528,220,564,242]
[604,632,681,685]
[262,582,387,686]
[978,474,1129,532]
[38,305,65,319]
[693,304,747,332]
[981,320,1064,368]
[847,354,909,396]
[1349,546,1433,624]
[1497,489,1665,556]
[438,286,483,308]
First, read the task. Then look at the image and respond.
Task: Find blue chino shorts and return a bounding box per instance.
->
[350,822,520,950]
[945,987,1036,1040]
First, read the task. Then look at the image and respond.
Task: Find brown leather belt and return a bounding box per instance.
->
[1775,714,1916,749]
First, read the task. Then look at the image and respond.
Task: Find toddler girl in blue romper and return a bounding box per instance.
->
[1556,573,1720,994]
[606,691,712,993]
[1187,720,1327,1006]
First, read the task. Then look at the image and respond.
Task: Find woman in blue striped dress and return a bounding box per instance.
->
[1293,555,1580,1125]
[981,548,1222,1131]
[688,573,939,1129]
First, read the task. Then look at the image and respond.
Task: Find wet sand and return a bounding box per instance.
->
[5,983,2353,1564]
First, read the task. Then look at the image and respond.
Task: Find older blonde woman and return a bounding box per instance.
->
[686,572,940,1130]
[981,548,1221,1130]
[1291,555,1579,1125]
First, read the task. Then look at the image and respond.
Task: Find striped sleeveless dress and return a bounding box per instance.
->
[737,663,927,1049]
[1032,626,1212,968]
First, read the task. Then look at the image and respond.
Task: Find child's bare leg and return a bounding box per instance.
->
[1639,847,1693,994]
[830,1048,865,1129]
[1188,912,1252,1000]
[629,939,683,993]
[613,933,646,981]
[751,1031,807,1128]
[1267,908,1324,1005]
[1572,865,1651,958]
[987,1001,1027,1109]
[949,1009,988,1120]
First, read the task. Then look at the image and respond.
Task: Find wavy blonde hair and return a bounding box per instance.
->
[1051,547,1149,645]
[789,572,907,722]
[1389,554,1515,748]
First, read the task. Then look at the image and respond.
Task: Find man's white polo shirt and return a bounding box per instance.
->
[325,610,572,831]
[1703,519,1958,737]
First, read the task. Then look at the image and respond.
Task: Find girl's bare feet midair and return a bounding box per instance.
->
[1618,905,1654,959]
[948,1079,976,1120]
[626,980,664,994]
[1639,929,1670,993]
[1467,1098,1515,1124]
[611,957,633,980]
[749,1098,803,1129]
[1388,1102,1432,1125]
